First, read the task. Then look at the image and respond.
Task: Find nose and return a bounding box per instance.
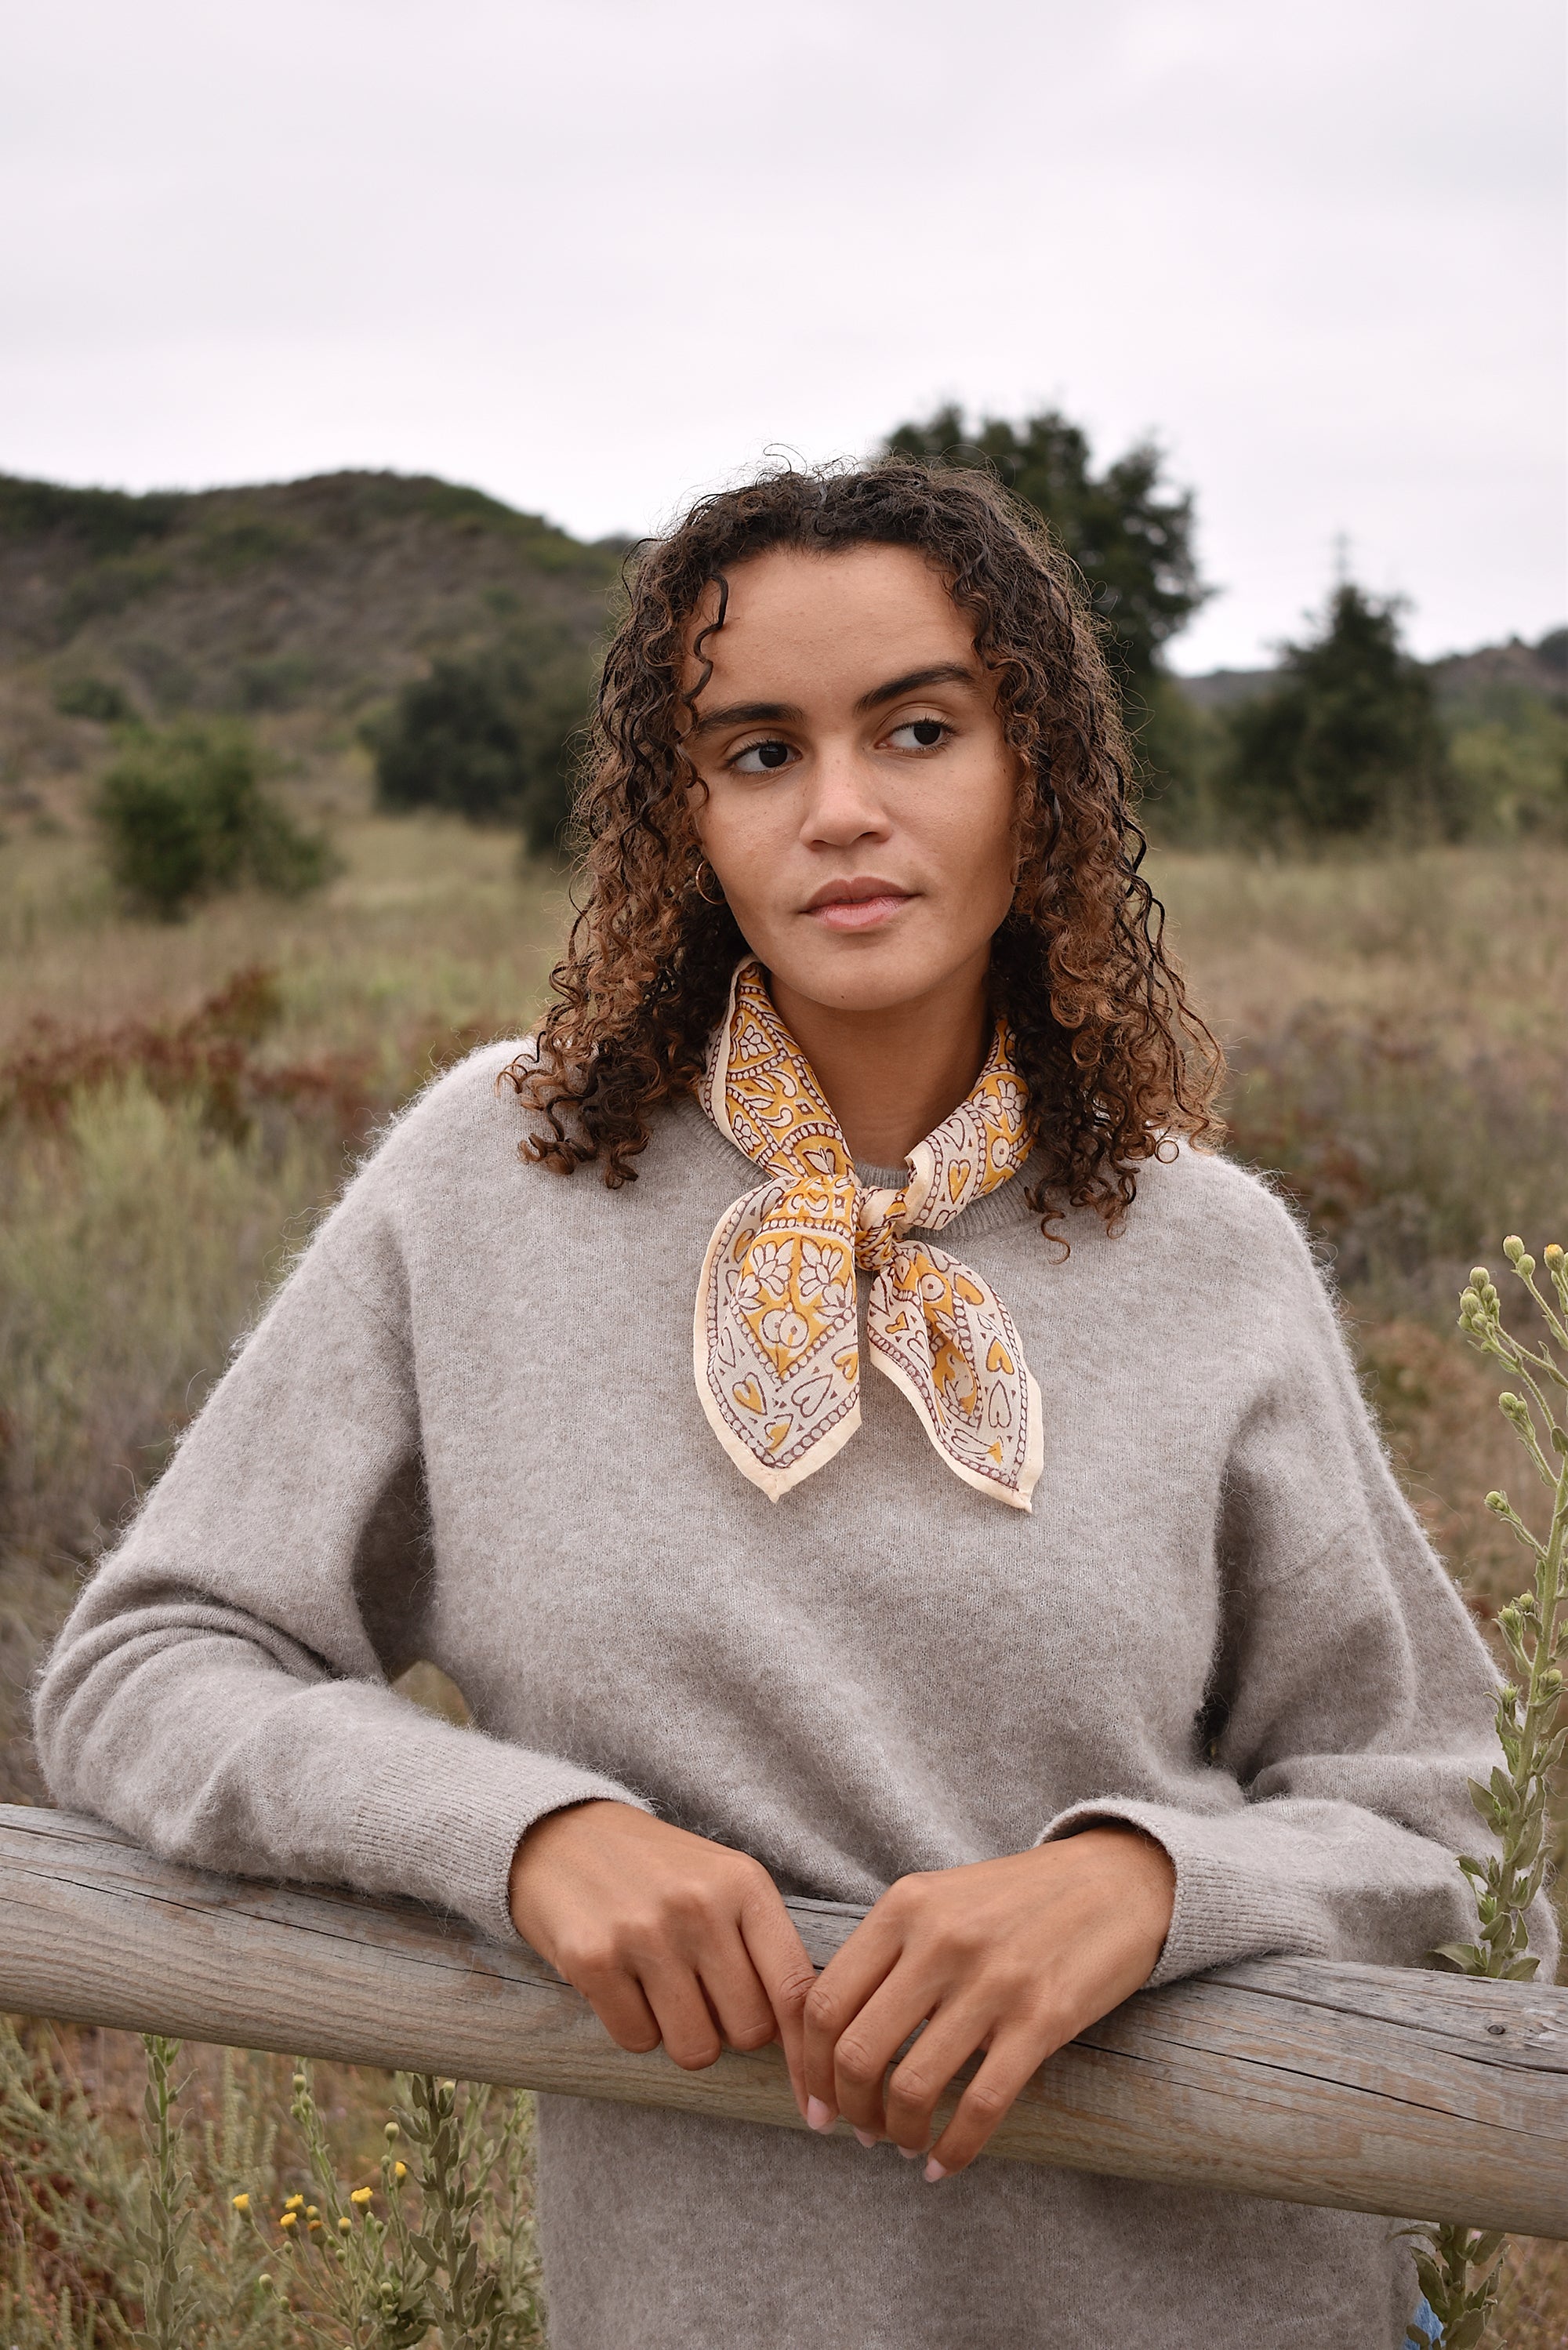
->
[798,743,892,851]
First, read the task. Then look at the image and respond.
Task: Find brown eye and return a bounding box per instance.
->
[887,717,949,752]
[732,738,796,775]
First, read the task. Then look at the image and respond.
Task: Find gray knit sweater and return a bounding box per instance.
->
[35,1044,1538,2349]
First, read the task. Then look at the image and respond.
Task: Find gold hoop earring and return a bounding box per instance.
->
[693,859,726,906]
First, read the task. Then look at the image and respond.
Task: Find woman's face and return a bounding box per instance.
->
[682,544,1021,1016]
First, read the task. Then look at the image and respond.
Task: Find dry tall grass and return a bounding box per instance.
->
[0,820,1563,2341]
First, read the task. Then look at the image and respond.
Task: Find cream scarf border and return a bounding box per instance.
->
[694,958,1044,1509]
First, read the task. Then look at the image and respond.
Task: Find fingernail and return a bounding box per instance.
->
[806,2097,836,2134]
[924,2159,949,2184]
[852,2128,877,2150]
[897,2145,922,2160]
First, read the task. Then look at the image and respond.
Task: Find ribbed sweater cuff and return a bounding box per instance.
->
[1038,1797,1333,1989]
[348,1713,652,1945]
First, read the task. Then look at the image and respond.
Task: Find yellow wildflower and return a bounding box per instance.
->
[284,2194,305,2211]
[279,2212,298,2232]
[306,2207,319,2220]
[230,2192,249,2213]
[394,2160,407,2181]
[338,2215,352,2233]
[350,2188,373,2207]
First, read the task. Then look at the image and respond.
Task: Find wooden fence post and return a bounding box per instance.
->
[0,1807,1563,2237]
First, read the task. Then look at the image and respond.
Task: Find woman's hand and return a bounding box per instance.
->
[508,1800,816,2107]
[800,1826,1174,2179]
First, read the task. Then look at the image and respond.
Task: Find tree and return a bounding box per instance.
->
[1218,582,1456,841]
[368,645,592,852]
[884,405,1208,696]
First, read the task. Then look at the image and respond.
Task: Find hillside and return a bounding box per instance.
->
[1178,632,1568,714]
[0,469,625,820]
[1428,631,1568,712]
[2,463,1562,834]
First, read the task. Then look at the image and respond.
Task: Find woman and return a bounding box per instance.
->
[36,463,1525,2348]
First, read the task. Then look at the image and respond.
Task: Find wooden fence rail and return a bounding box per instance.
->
[0,1807,1563,2238]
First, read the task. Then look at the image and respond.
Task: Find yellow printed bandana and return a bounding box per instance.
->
[695,959,1044,1510]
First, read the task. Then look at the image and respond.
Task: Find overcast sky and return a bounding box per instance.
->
[4,0,1563,670]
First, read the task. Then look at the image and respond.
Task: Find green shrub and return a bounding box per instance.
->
[93,725,335,920]
[52,674,133,724]
[368,647,592,850]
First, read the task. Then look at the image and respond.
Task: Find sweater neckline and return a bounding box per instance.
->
[670,1090,1045,1244]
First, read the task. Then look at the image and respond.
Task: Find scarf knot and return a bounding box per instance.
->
[694,959,1044,1509]
[853,1190,904,1273]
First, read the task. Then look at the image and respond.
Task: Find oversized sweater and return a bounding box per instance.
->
[34,1042,1541,2350]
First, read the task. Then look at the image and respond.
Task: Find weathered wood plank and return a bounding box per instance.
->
[0,1807,1563,2237]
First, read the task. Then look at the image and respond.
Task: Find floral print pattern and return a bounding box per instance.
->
[695,959,1044,1509]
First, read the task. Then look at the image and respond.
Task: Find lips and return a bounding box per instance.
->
[803,877,915,933]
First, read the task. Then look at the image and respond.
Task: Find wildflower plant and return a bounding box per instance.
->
[239,2062,544,2350]
[1405,1237,1568,2350]
[0,2020,543,2349]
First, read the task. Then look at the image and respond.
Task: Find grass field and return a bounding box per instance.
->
[0,812,1564,2342]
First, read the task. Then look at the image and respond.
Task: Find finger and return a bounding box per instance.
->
[572,1966,663,2057]
[881,2001,993,2155]
[823,1963,941,2140]
[924,2026,1053,2178]
[800,1912,905,2123]
[694,1927,781,2054]
[737,1889,818,2117]
[637,1961,727,2072]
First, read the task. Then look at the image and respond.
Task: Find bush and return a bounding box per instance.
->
[368,646,593,850]
[52,673,133,723]
[1217,583,1456,842]
[93,724,335,919]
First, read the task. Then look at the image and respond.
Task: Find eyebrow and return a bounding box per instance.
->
[688,663,980,737]
[852,662,978,714]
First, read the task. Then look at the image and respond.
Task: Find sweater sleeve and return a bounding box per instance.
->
[1042,1185,1561,1990]
[31,1171,649,1946]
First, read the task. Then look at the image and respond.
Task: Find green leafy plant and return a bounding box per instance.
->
[1405,1235,1567,2350]
[0,2021,543,2348]
[244,2063,543,2350]
[131,2037,201,2350]
[93,723,336,920]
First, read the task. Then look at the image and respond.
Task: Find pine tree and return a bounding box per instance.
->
[1219,582,1455,841]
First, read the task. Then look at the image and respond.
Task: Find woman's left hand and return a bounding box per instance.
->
[800,1826,1174,2178]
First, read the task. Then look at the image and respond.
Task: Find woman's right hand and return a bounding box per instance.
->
[508,1800,815,2111]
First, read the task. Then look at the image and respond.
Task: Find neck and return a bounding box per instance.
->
[768,960,992,1165]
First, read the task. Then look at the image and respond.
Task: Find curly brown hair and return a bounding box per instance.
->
[509,458,1223,1231]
